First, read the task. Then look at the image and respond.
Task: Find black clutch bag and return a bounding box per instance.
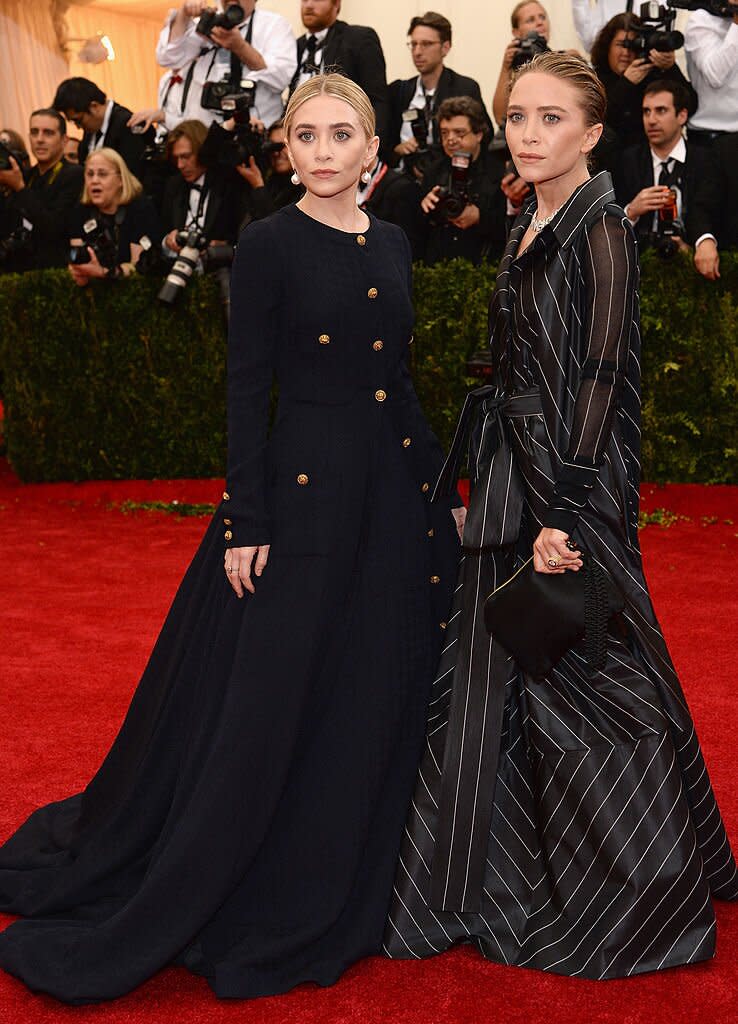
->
[483,553,624,679]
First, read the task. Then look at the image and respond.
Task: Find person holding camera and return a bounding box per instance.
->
[684,1,738,150]
[232,118,303,219]
[591,13,697,152]
[419,96,505,266]
[388,12,492,175]
[614,78,721,278]
[53,78,154,182]
[68,148,162,286]
[156,1,296,131]
[492,2,552,125]
[0,110,83,272]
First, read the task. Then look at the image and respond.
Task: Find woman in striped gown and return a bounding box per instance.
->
[385,52,737,979]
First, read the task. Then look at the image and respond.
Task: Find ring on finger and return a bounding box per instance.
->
[547,557,560,568]
[226,566,234,574]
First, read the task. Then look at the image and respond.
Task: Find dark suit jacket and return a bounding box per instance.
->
[387,66,494,159]
[712,134,738,250]
[7,160,83,269]
[161,165,247,244]
[612,140,719,247]
[360,167,425,261]
[78,102,154,180]
[294,22,389,149]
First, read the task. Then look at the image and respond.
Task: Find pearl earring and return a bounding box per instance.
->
[291,170,300,185]
[361,169,371,184]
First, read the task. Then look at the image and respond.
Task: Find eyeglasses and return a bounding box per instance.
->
[406,40,441,51]
[439,128,473,141]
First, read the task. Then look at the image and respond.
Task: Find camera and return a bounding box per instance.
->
[196,2,244,38]
[431,151,472,223]
[510,31,551,70]
[0,139,24,172]
[652,187,684,259]
[69,217,119,271]
[621,3,684,58]
[402,107,430,152]
[669,0,738,18]
[201,77,256,115]
[135,234,166,277]
[141,127,169,165]
[0,216,33,264]
[158,228,234,305]
[219,119,265,168]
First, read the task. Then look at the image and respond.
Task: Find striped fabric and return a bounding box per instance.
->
[384,173,737,979]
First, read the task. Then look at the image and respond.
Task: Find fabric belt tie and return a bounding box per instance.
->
[429,384,542,914]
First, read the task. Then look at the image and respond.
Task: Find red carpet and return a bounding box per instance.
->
[0,459,736,1023]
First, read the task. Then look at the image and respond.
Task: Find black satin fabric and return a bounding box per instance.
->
[385,174,738,978]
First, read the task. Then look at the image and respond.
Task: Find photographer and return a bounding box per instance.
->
[53,78,154,181]
[614,79,721,278]
[358,154,426,261]
[591,12,697,151]
[684,1,738,149]
[68,149,162,286]
[161,119,248,255]
[0,109,83,272]
[388,12,492,175]
[492,2,552,125]
[230,118,302,220]
[156,1,296,131]
[419,96,505,266]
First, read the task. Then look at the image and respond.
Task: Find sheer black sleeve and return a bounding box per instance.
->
[544,212,637,534]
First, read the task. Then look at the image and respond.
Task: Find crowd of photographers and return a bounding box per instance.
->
[1,0,737,308]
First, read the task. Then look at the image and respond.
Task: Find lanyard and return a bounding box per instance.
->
[203,12,255,81]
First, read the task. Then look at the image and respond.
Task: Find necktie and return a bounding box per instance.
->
[170,73,183,85]
[657,160,672,186]
[305,35,319,74]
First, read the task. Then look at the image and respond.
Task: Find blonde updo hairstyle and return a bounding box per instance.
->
[509,51,607,128]
[283,72,377,142]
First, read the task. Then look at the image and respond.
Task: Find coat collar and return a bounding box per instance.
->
[543,171,615,249]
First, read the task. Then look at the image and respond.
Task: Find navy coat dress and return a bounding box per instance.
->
[0,205,460,1002]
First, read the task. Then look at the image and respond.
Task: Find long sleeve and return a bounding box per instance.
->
[246,14,297,96]
[685,14,738,90]
[155,15,202,68]
[224,220,283,548]
[544,213,637,534]
[571,0,612,53]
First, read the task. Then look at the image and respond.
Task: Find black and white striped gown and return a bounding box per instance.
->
[384,173,737,979]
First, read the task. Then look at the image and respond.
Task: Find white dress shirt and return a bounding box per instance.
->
[295,26,329,90]
[685,12,738,132]
[90,99,114,150]
[571,0,631,53]
[156,8,297,129]
[399,77,436,146]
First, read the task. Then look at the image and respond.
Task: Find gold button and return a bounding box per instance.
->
[440,621,447,629]
[430,575,441,584]
[427,528,434,537]
[297,473,309,485]
[402,437,411,448]
[372,339,384,351]
[356,234,366,246]
[223,518,232,525]
[367,287,378,299]
[319,333,330,345]
[223,491,230,501]
[224,530,233,541]
[421,482,430,493]
[375,389,386,402]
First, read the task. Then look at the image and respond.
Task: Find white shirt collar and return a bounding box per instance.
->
[650,135,686,177]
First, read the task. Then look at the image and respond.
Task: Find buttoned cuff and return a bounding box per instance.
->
[694,233,717,249]
[542,507,580,536]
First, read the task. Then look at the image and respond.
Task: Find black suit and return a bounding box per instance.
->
[294,22,389,150]
[78,102,154,180]
[5,160,83,270]
[712,134,738,250]
[613,140,719,248]
[161,165,248,245]
[359,166,425,261]
[387,67,494,160]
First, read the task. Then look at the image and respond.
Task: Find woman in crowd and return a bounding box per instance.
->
[386,51,736,979]
[0,74,462,1003]
[591,13,696,152]
[68,147,162,285]
[492,0,551,125]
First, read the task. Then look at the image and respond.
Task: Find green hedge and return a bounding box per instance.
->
[0,251,736,483]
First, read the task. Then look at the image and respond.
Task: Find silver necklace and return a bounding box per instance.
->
[531,206,562,233]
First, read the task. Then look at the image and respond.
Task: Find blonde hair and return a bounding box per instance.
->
[283,73,376,141]
[509,51,606,127]
[81,147,143,206]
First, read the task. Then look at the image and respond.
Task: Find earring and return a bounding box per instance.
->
[291,170,300,185]
[361,169,371,184]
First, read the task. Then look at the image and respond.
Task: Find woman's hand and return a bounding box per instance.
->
[452,506,467,543]
[68,247,108,286]
[236,155,265,189]
[648,48,676,71]
[224,545,270,597]
[623,58,652,85]
[533,528,582,574]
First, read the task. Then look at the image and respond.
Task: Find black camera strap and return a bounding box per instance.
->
[185,181,209,232]
[201,12,255,86]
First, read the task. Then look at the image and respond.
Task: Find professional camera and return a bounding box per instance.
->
[652,187,684,258]
[196,2,244,38]
[68,216,119,271]
[201,77,256,116]
[0,216,33,264]
[134,234,166,277]
[218,118,265,168]
[510,31,551,70]
[430,151,472,224]
[0,139,25,172]
[141,126,169,165]
[622,3,684,58]
[400,107,433,176]
[669,0,738,18]
[158,228,234,305]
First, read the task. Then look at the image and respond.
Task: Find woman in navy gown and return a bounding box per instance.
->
[0,75,462,1003]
